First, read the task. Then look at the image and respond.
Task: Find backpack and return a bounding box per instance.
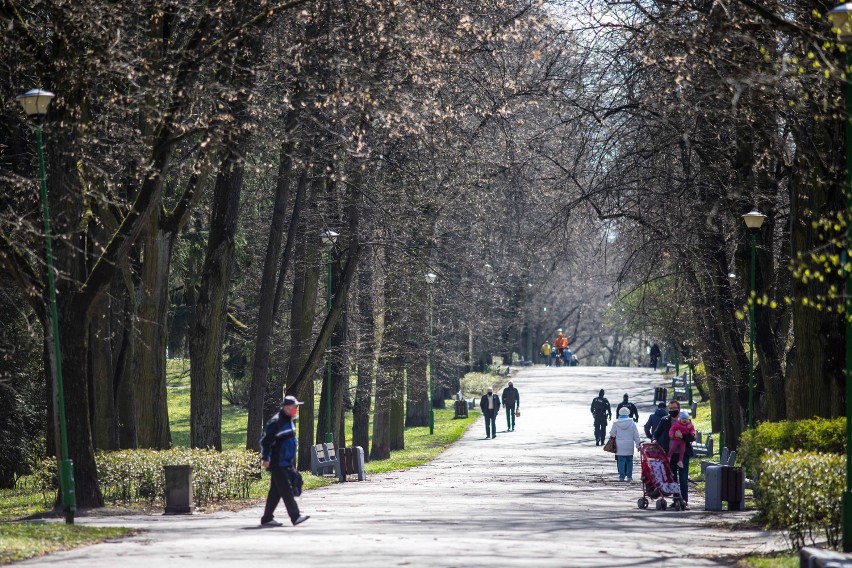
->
[592,397,607,415]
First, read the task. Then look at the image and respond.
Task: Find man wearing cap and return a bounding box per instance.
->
[259,395,310,527]
[501,381,520,432]
[479,387,501,439]
[616,393,639,423]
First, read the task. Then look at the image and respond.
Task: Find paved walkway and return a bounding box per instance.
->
[20,366,785,567]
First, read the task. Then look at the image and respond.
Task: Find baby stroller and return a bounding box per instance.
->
[637,441,685,511]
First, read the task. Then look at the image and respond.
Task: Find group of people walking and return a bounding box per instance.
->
[592,390,694,507]
[479,381,520,438]
[540,328,579,367]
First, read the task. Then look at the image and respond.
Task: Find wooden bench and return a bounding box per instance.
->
[453,399,469,419]
[339,446,366,482]
[310,442,342,479]
[653,387,668,406]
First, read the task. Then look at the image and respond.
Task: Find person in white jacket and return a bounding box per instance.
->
[610,407,642,481]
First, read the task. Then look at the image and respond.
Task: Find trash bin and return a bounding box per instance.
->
[164,465,193,514]
[704,465,723,511]
[720,466,745,511]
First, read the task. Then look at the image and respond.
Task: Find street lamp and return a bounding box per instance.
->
[320,229,338,444]
[426,272,437,434]
[827,5,852,550]
[17,89,76,524]
[742,209,766,431]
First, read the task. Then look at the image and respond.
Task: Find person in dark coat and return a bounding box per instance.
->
[650,343,661,370]
[480,387,501,439]
[653,399,695,508]
[616,393,639,423]
[644,402,667,439]
[259,395,310,527]
[590,389,612,446]
[501,381,520,432]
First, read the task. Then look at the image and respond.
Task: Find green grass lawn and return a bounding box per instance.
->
[0,523,134,565]
[740,552,798,567]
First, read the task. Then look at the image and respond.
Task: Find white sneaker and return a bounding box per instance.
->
[260,519,283,527]
[293,515,310,526]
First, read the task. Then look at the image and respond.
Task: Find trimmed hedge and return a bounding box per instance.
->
[738,417,845,476]
[39,448,260,508]
[759,451,843,549]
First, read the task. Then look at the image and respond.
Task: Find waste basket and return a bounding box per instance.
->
[164,465,193,514]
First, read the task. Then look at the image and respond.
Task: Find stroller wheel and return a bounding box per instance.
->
[637,497,649,509]
[679,499,686,511]
[655,499,663,510]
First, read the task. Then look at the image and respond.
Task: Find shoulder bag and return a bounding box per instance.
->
[603,436,617,453]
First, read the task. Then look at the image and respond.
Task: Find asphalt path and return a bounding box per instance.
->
[19,366,785,567]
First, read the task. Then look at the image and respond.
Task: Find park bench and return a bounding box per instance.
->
[339,446,366,482]
[453,399,469,418]
[653,387,668,406]
[671,373,688,401]
[701,446,733,474]
[692,430,714,458]
[310,442,342,479]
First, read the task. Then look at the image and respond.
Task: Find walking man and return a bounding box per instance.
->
[590,389,612,446]
[616,393,639,423]
[259,395,310,527]
[650,343,661,370]
[480,387,501,439]
[502,381,520,432]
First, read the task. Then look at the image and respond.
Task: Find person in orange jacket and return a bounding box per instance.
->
[554,329,568,358]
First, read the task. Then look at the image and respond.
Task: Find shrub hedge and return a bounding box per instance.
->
[738,416,845,476]
[39,448,260,508]
[759,451,843,549]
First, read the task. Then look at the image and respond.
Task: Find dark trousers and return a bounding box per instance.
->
[505,406,515,430]
[671,455,690,502]
[484,411,498,437]
[593,415,608,445]
[261,467,300,523]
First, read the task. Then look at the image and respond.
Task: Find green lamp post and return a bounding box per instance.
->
[426,272,437,434]
[320,229,338,444]
[827,3,852,550]
[742,209,766,430]
[17,89,76,524]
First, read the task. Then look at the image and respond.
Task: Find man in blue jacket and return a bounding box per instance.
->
[260,395,310,527]
[644,402,667,439]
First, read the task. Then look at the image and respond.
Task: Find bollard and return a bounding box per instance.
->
[164,465,193,514]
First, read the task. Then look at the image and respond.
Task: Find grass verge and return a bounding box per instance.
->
[0,523,135,565]
[738,552,798,567]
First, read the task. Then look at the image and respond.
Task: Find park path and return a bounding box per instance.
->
[19,366,785,567]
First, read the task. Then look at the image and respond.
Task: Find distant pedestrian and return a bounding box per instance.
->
[541,341,552,365]
[259,395,310,527]
[609,407,642,481]
[501,381,520,432]
[480,387,501,439]
[653,400,695,508]
[571,354,579,366]
[644,402,667,439]
[563,347,573,366]
[650,344,661,370]
[554,329,568,357]
[550,349,558,367]
[668,411,695,469]
[616,393,639,423]
[590,389,612,446]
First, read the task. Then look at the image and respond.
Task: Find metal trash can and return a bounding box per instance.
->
[705,465,723,511]
[720,466,745,511]
[164,465,193,514]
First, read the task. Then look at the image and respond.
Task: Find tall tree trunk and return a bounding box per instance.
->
[135,217,174,449]
[352,243,375,456]
[89,293,116,451]
[246,139,300,449]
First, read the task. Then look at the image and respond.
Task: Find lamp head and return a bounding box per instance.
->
[425,272,437,284]
[319,230,339,246]
[829,3,852,43]
[16,89,55,120]
[741,210,766,230]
